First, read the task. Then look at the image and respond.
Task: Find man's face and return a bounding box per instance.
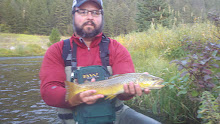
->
[74,1,103,38]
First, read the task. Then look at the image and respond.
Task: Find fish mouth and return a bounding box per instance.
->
[150,80,164,89]
[148,84,164,89]
[155,79,164,85]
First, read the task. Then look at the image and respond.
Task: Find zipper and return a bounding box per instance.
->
[79,37,92,65]
[79,37,90,51]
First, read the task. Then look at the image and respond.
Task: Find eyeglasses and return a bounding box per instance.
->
[73,9,103,17]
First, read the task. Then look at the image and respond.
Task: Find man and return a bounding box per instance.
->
[40,0,161,124]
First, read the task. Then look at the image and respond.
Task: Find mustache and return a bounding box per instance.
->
[82,21,96,27]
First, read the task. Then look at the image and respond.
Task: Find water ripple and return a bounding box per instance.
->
[0,56,43,61]
[0,57,60,123]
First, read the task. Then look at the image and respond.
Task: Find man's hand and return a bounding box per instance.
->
[68,78,104,107]
[123,82,151,96]
[118,72,151,100]
[78,90,104,104]
[68,90,104,107]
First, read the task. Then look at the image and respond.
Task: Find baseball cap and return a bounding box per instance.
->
[72,0,103,10]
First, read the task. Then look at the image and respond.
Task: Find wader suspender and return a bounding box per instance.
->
[62,34,110,72]
[99,35,110,70]
[62,40,77,71]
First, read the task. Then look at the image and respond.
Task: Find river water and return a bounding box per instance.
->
[0,56,166,124]
[0,56,61,124]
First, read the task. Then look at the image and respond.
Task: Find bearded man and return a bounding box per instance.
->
[40,0,161,124]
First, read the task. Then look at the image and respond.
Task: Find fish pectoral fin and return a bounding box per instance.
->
[105,95,116,100]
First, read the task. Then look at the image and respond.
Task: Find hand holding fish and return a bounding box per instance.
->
[118,82,151,100]
[119,72,151,99]
[65,73,164,105]
[78,90,104,104]
[67,78,104,106]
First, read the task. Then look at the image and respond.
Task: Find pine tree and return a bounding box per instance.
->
[22,0,31,33]
[136,0,171,31]
[1,0,13,32]
[1,0,24,33]
[0,0,3,24]
[12,0,26,33]
[103,0,116,36]
[103,0,138,36]
[48,28,61,46]
[1,0,220,35]
[27,0,50,35]
[52,0,70,35]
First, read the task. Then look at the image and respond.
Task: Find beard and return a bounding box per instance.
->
[74,20,103,38]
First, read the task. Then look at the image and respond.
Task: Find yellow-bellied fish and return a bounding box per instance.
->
[65,73,164,101]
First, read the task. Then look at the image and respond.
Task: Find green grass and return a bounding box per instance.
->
[0,22,219,123]
[0,33,48,49]
[0,33,70,57]
[114,22,219,123]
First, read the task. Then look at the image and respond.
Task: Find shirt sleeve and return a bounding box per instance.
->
[109,39,135,75]
[109,39,135,100]
[39,41,71,108]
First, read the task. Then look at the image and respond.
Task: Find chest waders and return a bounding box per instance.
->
[57,35,124,124]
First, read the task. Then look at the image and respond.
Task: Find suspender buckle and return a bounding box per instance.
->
[71,72,75,82]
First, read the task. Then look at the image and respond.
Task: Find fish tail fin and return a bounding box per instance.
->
[65,81,79,102]
[105,95,117,100]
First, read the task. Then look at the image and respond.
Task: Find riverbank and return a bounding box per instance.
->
[0,33,69,57]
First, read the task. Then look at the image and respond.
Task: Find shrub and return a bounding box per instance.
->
[119,23,219,123]
[48,28,61,47]
[197,91,220,124]
[163,39,188,59]
[25,44,45,55]
[15,45,25,56]
[170,40,220,98]
[166,39,220,123]
[0,48,14,56]
[0,24,10,33]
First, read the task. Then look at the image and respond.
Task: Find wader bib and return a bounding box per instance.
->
[72,65,115,124]
[58,35,124,124]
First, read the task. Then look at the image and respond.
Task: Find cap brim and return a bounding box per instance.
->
[75,0,102,9]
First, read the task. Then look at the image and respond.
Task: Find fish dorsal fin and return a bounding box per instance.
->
[108,74,127,79]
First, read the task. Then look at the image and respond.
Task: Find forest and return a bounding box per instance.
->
[0,0,220,124]
[0,0,219,36]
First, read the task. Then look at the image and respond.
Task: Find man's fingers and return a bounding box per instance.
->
[123,84,129,94]
[135,84,142,96]
[79,90,96,98]
[129,82,136,94]
[144,88,151,94]
[144,72,149,75]
[79,90,104,104]
[83,94,104,104]
[91,78,96,82]
[123,82,150,97]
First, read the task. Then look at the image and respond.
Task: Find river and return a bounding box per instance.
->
[0,56,166,124]
[0,56,61,124]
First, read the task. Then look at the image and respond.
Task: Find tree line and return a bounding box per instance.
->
[0,0,219,37]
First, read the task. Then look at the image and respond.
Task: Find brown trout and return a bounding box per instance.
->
[65,73,164,101]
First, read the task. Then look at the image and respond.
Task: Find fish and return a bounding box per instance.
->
[65,73,164,101]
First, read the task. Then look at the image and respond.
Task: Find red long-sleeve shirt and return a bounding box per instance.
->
[39,33,135,108]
